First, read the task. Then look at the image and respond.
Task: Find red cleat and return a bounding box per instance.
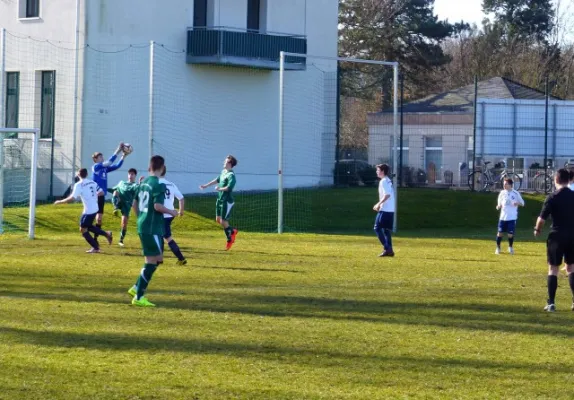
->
[226,228,238,250]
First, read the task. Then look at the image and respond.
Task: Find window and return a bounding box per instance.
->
[19,0,40,18]
[425,136,443,183]
[247,0,261,32]
[5,72,20,131]
[390,136,409,167]
[193,0,207,28]
[40,71,55,139]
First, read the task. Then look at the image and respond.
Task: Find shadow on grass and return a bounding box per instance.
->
[3,288,574,338]
[2,324,574,374]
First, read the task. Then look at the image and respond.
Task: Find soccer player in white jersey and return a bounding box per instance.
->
[373,163,395,257]
[495,178,525,255]
[159,166,187,265]
[54,168,113,253]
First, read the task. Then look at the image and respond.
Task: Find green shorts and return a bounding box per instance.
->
[216,199,234,220]
[138,233,163,257]
[119,201,132,217]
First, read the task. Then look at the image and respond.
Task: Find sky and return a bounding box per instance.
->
[434,0,574,29]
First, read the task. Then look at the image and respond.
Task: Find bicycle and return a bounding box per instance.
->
[531,162,555,194]
[467,161,522,192]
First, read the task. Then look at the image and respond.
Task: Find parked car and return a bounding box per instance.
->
[334,159,378,187]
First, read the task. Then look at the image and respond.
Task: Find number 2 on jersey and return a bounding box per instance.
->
[138,191,150,213]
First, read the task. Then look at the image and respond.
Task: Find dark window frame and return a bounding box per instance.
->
[40,70,56,139]
[193,0,207,28]
[5,72,20,130]
[26,0,40,18]
[247,0,261,32]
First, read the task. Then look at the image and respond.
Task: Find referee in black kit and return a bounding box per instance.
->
[534,168,574,312]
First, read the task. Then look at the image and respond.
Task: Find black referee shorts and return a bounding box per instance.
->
[546,232,574,266]
[97,196,105,215]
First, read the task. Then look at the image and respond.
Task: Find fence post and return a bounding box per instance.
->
[544,76,549,194]
[398,73,404,187]
[471,75,478,191]
[334,63,340,185]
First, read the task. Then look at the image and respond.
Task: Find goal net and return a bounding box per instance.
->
[0,128,39,238]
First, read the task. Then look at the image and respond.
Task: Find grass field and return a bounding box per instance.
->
[2,188,574,399]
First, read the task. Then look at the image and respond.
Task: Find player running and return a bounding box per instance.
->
[159,166,187,265]
[110,168,140,246]
[127,155,178,307]
[54,168,113,253]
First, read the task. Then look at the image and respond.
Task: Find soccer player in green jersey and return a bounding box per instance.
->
[128,155,177,307]
[200,155,238,250]
[110,168,140,246]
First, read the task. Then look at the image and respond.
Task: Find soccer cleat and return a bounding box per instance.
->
[127,286,137,297]
[118,241,124,247]
[226,228,238,250]
[132,297,156,307]
[382,251,395,257]
[508,247,514,255]
[571,302,574,311]
[176,258,187,266]
[86,248,100,253]
[544,303,556,312]
[495,247,501,255]
[106,231,113,245]
[113,208,121,218]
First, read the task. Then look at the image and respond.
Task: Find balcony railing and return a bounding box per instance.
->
[186,27,307,70]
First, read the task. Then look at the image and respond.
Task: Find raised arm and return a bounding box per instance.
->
[200,177,219,190]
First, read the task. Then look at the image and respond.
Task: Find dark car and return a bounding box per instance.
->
[334,159,378,187]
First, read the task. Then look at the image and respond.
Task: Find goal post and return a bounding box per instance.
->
[278,52,399,234]
[0,128,40,239]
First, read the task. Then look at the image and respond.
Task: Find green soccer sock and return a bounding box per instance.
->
[135,263,157,300]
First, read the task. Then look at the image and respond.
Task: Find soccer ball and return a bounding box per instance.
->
[123,143,134,155]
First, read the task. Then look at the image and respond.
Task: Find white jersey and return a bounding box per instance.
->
[71,179,102,215]
[159,178,184,218]
[378,176,396,212]
[497,189,524,221]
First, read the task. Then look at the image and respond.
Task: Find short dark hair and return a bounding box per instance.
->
[376,163,390,176]
[227,155,238,168]
[128,168,137,175]
[91,152,102,162]
[78,168,88,179]
[149,155,165,173]
[504,178,513,186]
[569,168,574,181]
[555,168,570,185]
[161,165,167,177]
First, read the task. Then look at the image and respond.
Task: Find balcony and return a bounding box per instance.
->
[186,27,307,70]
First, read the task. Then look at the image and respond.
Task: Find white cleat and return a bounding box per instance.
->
[508,247,514,255]
[118,241,125,247]
[495,247,501,255]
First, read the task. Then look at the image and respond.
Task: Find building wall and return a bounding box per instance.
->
[82,0,339,194]
[0,0,85,200]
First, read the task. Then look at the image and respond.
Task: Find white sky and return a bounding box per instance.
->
[434,0,574,29]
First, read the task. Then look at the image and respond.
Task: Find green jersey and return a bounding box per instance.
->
[135,176,166,235]
[216,169,236,203]
[113,180,139,205]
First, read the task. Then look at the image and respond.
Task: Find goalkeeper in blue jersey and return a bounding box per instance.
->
[91,142,126,241]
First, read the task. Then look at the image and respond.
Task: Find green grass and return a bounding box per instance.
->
[1,189,572,399]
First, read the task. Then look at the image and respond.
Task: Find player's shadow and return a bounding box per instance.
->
[193,265,304,273]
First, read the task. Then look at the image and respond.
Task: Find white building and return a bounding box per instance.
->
[0,0,338,201]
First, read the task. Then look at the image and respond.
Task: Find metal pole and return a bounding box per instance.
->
[398,73,404,187]
[28,129,39,239]
[278,51,285,234]
[148,41,155,159]
[472,75,478,191]
[392,64,398,232]
[544,76,549,194]
[71,0,81,181]
[334,63,341,185]
[48,72,56,198]
[0,28,5,233]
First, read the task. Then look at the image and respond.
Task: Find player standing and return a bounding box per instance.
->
[495,178,525,255]
[199,155,238,250]
[159,167,187,265]
[54,168,113,253]
[128,155,177,307]
[91,142,126,243]
[110,168,140,246]
[373,163,395,257]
